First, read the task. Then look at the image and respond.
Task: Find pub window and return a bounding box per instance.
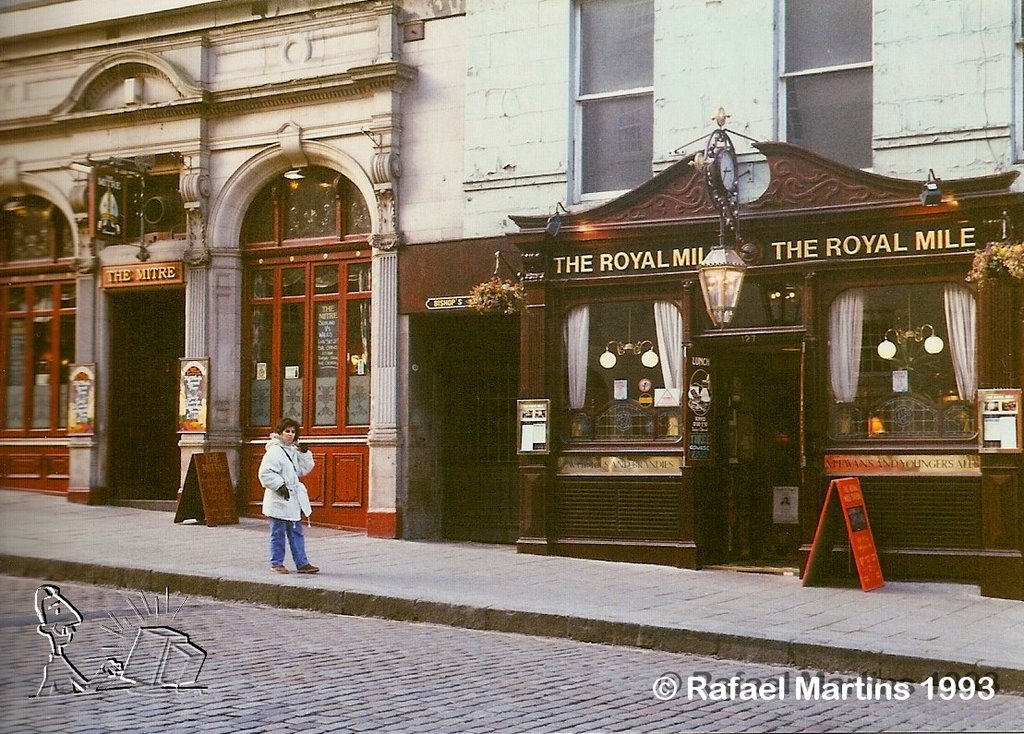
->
[241,167,371,246]
[563,300,682,442]
[1,196,74,263]
[1,282,76,432]
[782,0,873,169]
[827,283,976,442]
[574,0,654,200]
[246,261,371,432]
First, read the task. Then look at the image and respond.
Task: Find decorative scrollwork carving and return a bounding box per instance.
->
[369,232,402,251]
[180,172,210,206]
[183,209,210,266]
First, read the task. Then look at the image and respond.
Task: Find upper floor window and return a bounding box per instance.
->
[575,0,654,200]
[1,196,73,263]
[782,0,873,169]
[827,283,976,443]
[242,166,371,246]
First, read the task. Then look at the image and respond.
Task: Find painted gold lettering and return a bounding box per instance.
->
[915,230,938,250]
[599,253,613,271]
[826,238,841,257]
[671,248,702,267]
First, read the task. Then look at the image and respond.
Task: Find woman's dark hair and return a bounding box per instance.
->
[275,417,301,437]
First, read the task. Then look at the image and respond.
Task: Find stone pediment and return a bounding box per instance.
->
[509,141,1019,234]
[53,51,204,117]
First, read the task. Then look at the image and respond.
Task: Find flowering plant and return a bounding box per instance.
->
[966,242,1024,286]
[467,277,524,315]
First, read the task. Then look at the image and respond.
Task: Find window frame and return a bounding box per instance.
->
[240,167,371,249]
[0,279,76,435]
[572,0,655,203]
[242,253,372,437]
[825,280,977,447]
[1,195,74,264]
[778,0,874,169]
[560,296,685,447]
[1014,0,1024,162]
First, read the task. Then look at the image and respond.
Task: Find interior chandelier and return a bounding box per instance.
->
[599,311,659,369]
[876,323,944,360]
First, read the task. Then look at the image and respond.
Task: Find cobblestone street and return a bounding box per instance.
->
[2,576,1022,733]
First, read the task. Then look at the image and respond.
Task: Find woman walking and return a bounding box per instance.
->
[258,417,319,574]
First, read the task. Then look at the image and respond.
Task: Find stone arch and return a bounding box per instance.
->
[53,50,202,115]
[0,173,80,257]
[209,140,378,251]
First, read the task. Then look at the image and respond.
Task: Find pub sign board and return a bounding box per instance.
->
[92,167,139,243]
[685,353,713,464]
[803,477,884,592]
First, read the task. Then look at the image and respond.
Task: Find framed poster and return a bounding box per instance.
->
[66,364,96,436]
[178,358,210,433]
[517,399,550,455]
[977,388,1022,453]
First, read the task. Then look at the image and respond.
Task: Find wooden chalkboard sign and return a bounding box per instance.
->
[803,477,884,592]
[174,452,239,527]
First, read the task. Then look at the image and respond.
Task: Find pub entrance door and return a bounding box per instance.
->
[704,340,803,569]
[108,288,185,500]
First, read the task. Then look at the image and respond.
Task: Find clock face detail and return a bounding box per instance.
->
[703,127,739,215]
[714,147,737,193]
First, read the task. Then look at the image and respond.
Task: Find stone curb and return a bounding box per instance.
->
[3,554,1020,694]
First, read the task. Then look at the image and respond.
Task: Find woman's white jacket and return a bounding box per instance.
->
[258,434,314,521]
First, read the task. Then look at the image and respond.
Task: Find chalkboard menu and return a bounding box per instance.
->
[316,302,338,375]
[174,452,239,527]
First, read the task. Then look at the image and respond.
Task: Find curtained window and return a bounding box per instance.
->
[564,300,682,442]
[828,283,976,441]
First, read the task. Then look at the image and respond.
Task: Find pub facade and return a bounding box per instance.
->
[506,141,1024,599]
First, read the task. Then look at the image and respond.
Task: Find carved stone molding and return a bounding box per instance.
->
[74,218,97,274]
[183,209,210,267]
[277,122,308,170]
[180,171,210,208]
[370,232,402,252]
[371,151,401,185]
[374,188,398,235]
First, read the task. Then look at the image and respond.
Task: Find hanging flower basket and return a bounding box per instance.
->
[467,277,525,315]
[966,241,1024,287]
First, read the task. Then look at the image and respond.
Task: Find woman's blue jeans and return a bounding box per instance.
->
[269,518,309,568]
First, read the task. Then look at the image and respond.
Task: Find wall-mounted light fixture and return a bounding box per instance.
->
[599,339,659,369]
[920,169,942,206]
[545,202,568,238]
[876,323,944,361]
[283,168,305,180]
[698,244,747,327]
[598,310,659,369]
[696,110,749,327]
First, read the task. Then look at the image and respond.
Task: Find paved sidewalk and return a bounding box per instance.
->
[1,489,1022,691]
